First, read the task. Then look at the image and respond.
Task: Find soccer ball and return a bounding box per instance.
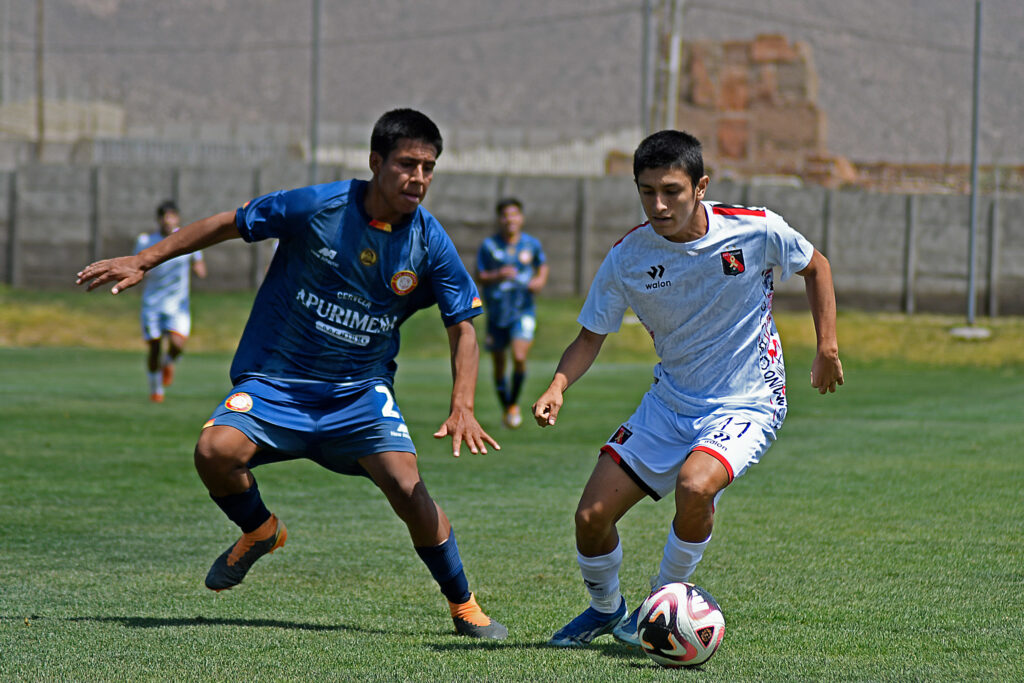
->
[636,582,725,668]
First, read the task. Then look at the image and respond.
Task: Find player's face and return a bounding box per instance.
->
[636,167,709,243]
[158,210,180,236]
[498,204,524,240]
[368,138,438,223]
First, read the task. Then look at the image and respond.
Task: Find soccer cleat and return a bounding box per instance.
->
[549,597,627,647]
[503,405,522,429]
[162,363,175,387]
[205,514,287,591]
[150,393,165,403]
[612,604,642,647]
[448,593,508,640]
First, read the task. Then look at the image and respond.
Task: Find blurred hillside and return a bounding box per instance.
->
[0,0,1021,168]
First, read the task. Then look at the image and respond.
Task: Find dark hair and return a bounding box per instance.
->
[495,197,523,215]
[156,199,179,218]
[633,130,704,186]
[370,108,443,160]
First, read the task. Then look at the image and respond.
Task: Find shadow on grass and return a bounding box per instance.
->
[59,615,384,634]
[425,638,643,660]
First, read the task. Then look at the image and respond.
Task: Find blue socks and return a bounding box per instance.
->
[415,529,471,604]
[211,480,272,533]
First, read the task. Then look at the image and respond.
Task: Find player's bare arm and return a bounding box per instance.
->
[76,211,239,294]
[433,319,501,457]
[532,327,607,427]
[797,248,844,394]
[528,263,550,293]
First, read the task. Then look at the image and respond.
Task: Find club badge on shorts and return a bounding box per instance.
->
[225,392,253,412]
[610,425,633,444]
[390,270,418,295]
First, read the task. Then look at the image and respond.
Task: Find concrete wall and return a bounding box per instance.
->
[2,163,1021,315]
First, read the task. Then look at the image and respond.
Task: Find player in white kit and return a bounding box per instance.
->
[134,200,206,402]
[533,130,844,647]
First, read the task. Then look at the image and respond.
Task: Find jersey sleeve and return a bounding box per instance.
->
[235,185,323,243]
[132,234,147,255]
[532,235,547,267]
[764,210,814,282]
[577,248,628,334]
[428,223,484,327]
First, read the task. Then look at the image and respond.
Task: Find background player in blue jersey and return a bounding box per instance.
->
[531,130,844,648]
[134,199,206,402]
[475,198,548,428]
[76,109,507,639]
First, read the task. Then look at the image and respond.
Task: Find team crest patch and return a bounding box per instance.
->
[610,425,633,445]
[225,392,253,412]
[359,248,378,266]
[518,250,532,265]
[390,270,418,295]
[721,249,745,275]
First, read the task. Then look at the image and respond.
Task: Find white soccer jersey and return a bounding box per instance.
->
[134,232,203,313]
[579,201,813,427]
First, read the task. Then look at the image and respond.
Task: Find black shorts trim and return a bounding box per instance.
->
[599,444,661,501]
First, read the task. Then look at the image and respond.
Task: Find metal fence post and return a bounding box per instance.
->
[902,194,918,314]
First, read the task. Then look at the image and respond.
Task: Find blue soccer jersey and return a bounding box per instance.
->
[134,231,202,314]
[476,232,546,329]
[231,179,482,384]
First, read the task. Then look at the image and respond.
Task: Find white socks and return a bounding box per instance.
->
[577,541,623,613]
[655,524,711,587]
[147,370,163,395]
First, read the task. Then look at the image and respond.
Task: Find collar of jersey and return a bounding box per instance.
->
[353,179,415,233]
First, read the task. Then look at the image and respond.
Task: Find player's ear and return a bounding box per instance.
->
[695,175,709,199]
[368,151,383,176]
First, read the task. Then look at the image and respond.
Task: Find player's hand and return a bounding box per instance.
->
[532,386,564,427]
[433,407,501,458]
[498,265,518,280]
[811,351,844,394]
[76,255,146,294]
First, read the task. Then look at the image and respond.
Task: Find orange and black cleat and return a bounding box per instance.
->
[448,593,508,639]
[205,514,287,591]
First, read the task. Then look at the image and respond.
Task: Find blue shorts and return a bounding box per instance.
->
[485,312,536,352]
[203,376,416,477]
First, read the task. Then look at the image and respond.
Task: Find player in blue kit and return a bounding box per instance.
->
[476,198,548,428]
[532,130,844,647]
[76,109,507,639]
[135,200,206,402]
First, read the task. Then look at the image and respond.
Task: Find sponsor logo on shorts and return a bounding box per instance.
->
[610,425,632,444]
[390,270,418,295]
[225,392,253,412]
[721,249,745,275]
[359,248,378,266]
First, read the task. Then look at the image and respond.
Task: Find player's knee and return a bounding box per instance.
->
[574,503,613,536]
[194,430,245,473]
[675,471,720,504]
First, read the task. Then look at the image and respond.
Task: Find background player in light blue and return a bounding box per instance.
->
[77,109,507,639]
[475,197,548,428]
[134,199,206,402]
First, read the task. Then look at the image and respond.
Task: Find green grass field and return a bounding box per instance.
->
[2,288,1023,680]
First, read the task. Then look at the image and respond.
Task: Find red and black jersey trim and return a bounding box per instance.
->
[600,444,661,500]
[712,205,766,218]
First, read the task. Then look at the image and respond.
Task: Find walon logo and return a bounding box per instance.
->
[645,264,671,290]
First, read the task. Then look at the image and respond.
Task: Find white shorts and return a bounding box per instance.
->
[141,308,191,341]
[599,391,777,500]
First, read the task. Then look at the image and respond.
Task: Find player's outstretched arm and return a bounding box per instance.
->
[532,327,606,427]
[76,211,239,294]
[798,249,844,394]
[433,319,501,458]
